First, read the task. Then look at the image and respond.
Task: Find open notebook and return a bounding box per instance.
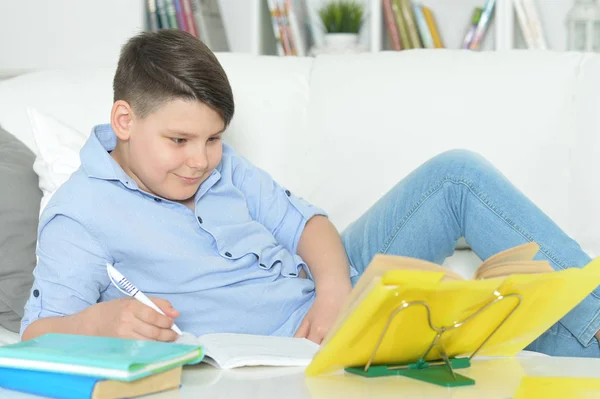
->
[175,332,319,369]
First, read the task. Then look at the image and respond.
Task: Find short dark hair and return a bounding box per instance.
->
[113,29,234,126]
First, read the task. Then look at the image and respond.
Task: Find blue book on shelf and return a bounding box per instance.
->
[0,333,203,382]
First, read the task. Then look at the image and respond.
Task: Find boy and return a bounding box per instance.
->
[21,30,600,357]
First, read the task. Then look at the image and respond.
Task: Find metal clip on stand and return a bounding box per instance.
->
[345,291,522,387]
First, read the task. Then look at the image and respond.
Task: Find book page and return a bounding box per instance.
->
[193,333,319,369]
[478,242,540,269]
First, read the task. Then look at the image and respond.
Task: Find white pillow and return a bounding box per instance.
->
[27,107,89,213]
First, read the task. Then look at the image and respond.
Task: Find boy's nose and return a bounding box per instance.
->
[187,151,209,170]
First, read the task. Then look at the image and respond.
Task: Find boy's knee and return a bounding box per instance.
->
[428,149,495,178]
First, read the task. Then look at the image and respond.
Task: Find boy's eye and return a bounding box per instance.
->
[208,136,221,142]
[171,138,187,144]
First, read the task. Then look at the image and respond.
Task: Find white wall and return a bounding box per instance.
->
[0,0,146,77]
[0,0,579,77]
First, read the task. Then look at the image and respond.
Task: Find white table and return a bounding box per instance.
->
[146,355,599,399]
[1,356,598,398]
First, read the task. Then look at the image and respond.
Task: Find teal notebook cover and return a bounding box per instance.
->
[0,333,203,381]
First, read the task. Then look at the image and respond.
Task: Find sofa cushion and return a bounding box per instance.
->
[0,126,41,332]
[28,107,88,213]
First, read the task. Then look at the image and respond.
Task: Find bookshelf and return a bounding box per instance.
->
[238,0,573,55]
[369,0,515,51]
[367,0,574,52]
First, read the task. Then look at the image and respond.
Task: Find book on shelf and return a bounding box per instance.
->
[385,0,443,51]
[383,0,402,50]
[468,0,496,50]
[398,0,423,49]
[147,0,229,51]
[421,6,443,48]
[514,0,547,50]
[305,242,600,376]
[266,0,308,56]
[463,7,483,49]
[412,3,434,49]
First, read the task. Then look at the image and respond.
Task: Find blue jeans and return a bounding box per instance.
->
[341,149,600,357]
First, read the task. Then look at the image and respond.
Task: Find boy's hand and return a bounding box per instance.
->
[78,297,180,341]
[293,288,350,344]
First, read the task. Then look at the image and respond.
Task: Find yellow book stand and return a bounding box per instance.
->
[306,256,600,388]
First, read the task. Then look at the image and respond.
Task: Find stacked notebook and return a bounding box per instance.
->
[0,334,204,399]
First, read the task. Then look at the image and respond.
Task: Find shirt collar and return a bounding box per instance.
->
[80,124,138,187]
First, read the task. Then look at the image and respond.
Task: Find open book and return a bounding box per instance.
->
[175,332,319,369]
[322,242,552,347]
[307,242,600,376]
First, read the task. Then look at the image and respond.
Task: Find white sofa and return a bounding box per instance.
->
[0,50,598,342]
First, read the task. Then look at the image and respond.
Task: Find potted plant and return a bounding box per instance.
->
[318,0,365,50]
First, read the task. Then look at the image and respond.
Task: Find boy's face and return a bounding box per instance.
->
[111,98,225,203]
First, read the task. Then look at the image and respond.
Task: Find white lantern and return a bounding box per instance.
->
[567,0,600,52]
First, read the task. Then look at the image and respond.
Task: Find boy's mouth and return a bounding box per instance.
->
[175,174,202,184]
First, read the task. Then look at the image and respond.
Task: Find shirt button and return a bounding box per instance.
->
[197,216,203,224]
[33,289,40,298]
[224,252,232,258]
[154,198,161,202]
[285,190,291,197]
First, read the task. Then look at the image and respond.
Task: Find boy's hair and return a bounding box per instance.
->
[113,29,234,126]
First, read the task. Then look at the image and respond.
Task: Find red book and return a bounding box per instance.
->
[181,0,198,38]
[383,0,402,50]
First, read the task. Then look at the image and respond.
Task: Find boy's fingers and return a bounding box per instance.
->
[294,318,310,339]
[134,304,175,329]
[307,329,324,345]
[149,297,180,318]
[133,319,178,342]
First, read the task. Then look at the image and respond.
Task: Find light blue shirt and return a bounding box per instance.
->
[21,124,329,337]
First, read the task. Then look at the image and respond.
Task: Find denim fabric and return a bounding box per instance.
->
[341,149,600,357]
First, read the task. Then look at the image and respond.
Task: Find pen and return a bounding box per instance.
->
[106,263,182,335]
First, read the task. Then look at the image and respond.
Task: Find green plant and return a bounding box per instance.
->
[318,1,364,34]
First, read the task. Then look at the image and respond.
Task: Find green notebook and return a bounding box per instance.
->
[0,334,203,381]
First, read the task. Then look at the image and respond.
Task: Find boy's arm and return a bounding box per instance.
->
[293,215,352,344]
[20,213,110,338]
[21,214,178,342]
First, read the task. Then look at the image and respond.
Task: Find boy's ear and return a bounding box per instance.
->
[111,100,134,140]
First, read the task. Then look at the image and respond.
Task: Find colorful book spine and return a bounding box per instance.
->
[147,0,159,31]
[156,0,170,30]
[469,0,496,50]
[286,0,305,56]
[181,0,198,38]
[165,0,179,29]
[421,6,443,48]
[412,4,434,49]
[266,0,285,56]
[274,0,295,55]
[462,8,483,49]
[399,0,422,48]
[513,0,533,48]
[383,0,402,50]
[173,0,188,32]
[521,0,547,49]
[392,0,412,49]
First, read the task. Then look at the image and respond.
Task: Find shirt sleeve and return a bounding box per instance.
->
[20,213,112,337]
[232,156,327,255]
